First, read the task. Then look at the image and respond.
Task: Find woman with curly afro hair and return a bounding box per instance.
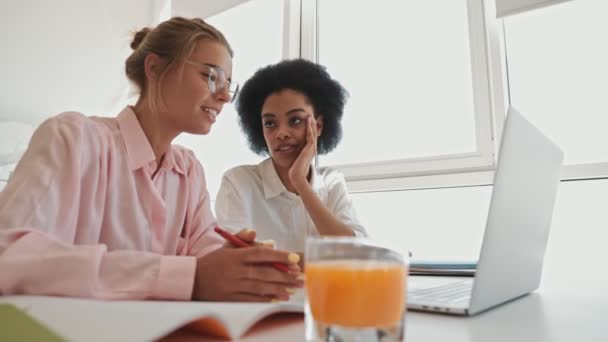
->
[215,59,367,254]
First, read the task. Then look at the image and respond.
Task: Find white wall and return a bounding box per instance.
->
[170,0,250,19]
[0,0,252,128]
[0,0,154,125]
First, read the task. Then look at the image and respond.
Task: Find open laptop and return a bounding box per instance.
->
[407,107,564,316]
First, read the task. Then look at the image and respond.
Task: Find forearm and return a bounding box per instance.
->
[296,182,355,236]
[0,228,196,300]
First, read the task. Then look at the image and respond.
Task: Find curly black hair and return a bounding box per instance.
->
[235,59,348,156]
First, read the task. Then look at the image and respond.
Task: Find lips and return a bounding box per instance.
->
[275,144,297,152]
[201,106,219,123]
[274,144,300,159]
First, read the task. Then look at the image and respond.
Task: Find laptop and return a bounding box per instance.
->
[407,107,564,316]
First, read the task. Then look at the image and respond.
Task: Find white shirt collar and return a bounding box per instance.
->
[259,158,285,200]
[258,158,324,200]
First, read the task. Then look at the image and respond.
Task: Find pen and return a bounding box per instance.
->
[214,227,291,273]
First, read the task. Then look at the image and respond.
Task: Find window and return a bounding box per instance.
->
[307,0,504,184]
[174,0,286,198]
[503,0,608,166]
[0,164,13,191]
[353,171,608,264]
[352,185,490,260]
[184,0,607,195]
[318,0,476,164]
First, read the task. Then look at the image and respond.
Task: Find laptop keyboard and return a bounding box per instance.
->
[408,280,472,305]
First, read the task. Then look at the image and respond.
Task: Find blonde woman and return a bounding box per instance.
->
[0,18,301,302]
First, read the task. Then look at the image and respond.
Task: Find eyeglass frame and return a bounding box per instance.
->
[184,60,239,103]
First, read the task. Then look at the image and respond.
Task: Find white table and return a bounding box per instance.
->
[163,276,607,341]
[172,241,608,342]
[4,227,607,341]
[3,269,606,342]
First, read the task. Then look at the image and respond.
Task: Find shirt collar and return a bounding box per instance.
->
[117,106,184,175]
[309,163,325,194]
[259,158,286,199]
[259,158,324,200]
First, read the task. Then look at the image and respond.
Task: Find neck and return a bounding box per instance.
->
[132,99,179,163]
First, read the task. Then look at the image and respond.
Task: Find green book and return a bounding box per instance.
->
[0,304,65,342]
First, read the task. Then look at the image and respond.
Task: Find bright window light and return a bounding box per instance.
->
[318,0,477,166]
[174,0,284,198]
[504,0,608,165]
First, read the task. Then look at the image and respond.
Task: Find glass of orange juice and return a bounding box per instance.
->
[305,237,408,342]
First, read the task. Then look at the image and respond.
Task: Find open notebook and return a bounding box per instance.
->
[0,291,305,341]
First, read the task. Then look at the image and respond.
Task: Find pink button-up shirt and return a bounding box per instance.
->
[0,107,223,300]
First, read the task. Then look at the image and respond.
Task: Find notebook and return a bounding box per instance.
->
[0,291,305,341]
[409,260,476,277]
[0,304,65,342]
[408,107,564,315]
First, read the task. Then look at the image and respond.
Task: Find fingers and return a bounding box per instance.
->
[234,280,296,301]
[235,228,256,244]
[256,239,276,249]
[308,116,317,152]
[240,246,301,266]
[232,229,275,248]
[241,263,303,286]
[238,247,303,284]
[307,116,315,144]
[194,246,303,302]
[228,292,274,302]
[287,262,300,273]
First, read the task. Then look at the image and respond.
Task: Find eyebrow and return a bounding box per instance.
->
[262,108,309,118]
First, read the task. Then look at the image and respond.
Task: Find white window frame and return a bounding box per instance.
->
[495,0,574,17]
[497,3,608,182]
[299,0,506,191]
[205,0,608,193]
[284,0,302,59]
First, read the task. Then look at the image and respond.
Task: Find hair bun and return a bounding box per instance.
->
[130,27,151,50]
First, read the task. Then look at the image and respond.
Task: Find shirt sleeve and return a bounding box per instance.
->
[0,114,195,300]
[182,152,224,257]
[326,171,368,237]
[214,170,251,234]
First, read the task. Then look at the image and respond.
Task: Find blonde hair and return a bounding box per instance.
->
[125,17,233,111]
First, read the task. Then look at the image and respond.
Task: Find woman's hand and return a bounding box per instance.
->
[289,115,318,190]
[230,228,276,249]
[192,229,303,301]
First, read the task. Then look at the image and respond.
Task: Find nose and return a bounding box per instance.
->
[276,126,291,140]
[213,86,231,104]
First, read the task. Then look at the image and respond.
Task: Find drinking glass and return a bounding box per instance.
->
[305,237,408,341]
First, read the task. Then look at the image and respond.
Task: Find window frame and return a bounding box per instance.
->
[207,0,608,193]
[497,2,608,182]
[302,0,607,192]
[495,0,575,17]
[300,0,506,190]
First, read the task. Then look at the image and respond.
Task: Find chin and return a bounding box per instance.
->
[186,124,211,135]
[271,155,295,169]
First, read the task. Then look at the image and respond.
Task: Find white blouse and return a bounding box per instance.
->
[215,158,367,252]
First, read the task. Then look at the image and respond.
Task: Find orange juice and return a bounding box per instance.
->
[305,259,407,328]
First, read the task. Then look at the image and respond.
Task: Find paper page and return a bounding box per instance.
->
[0,293,305,341]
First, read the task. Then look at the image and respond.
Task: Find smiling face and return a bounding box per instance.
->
[261,89,323,168]
[159,39,233,135]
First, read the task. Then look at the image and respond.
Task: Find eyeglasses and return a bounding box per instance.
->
[185,60,239,103]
